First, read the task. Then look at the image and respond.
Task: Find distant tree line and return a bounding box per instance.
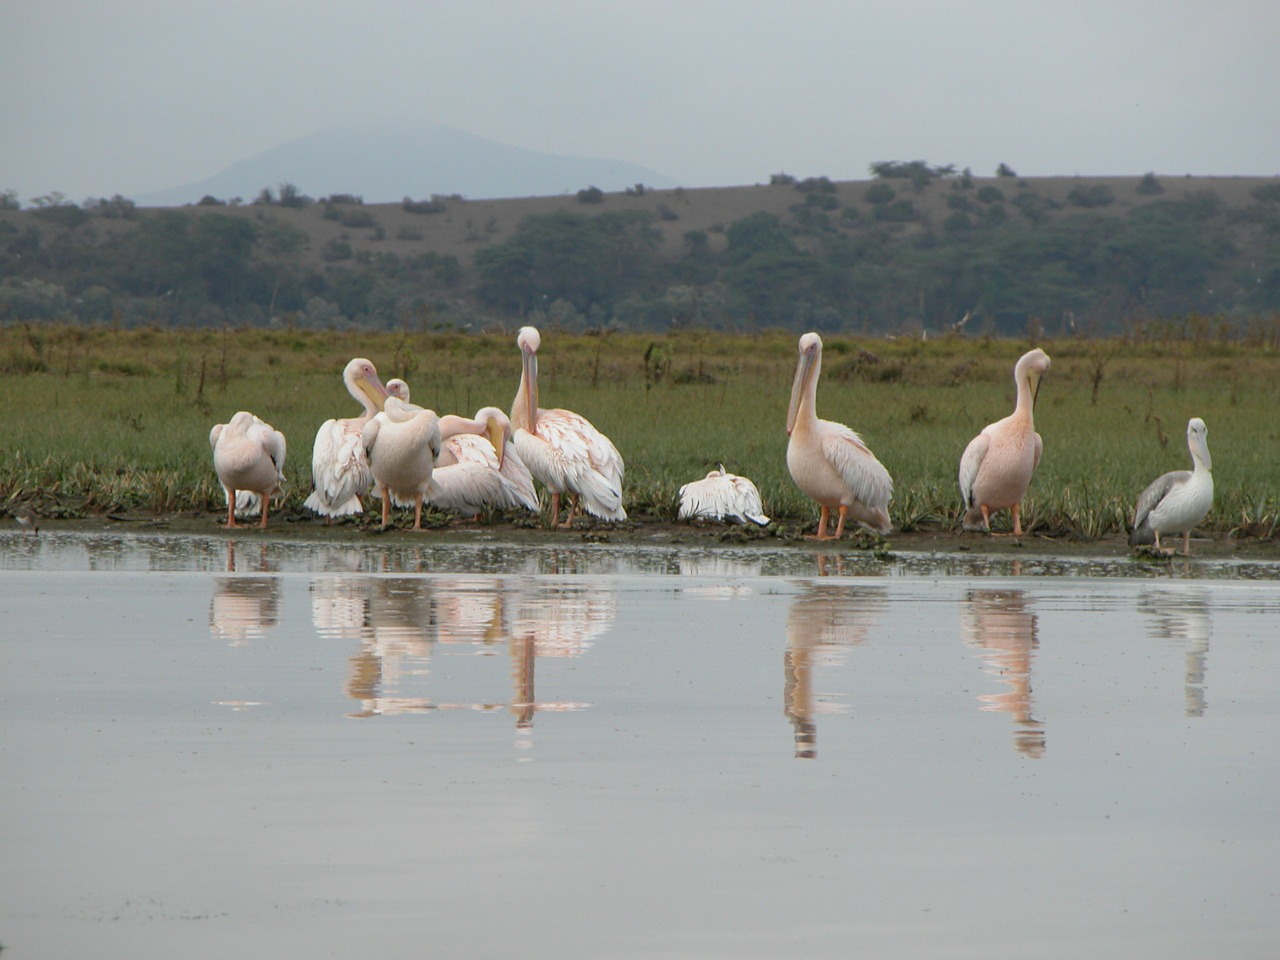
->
[2,173,1280,335]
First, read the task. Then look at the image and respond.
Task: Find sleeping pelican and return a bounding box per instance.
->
[786,332,893,538]
[1129,417,1213,555]
[304,358,390,518]
[433,407,540,516]
[361,395,441,531]
[210,411,287,529]
[510,326,626,527]
[959,348,1051,536]
[678,465,770,526]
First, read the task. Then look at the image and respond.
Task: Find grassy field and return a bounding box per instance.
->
[1,323,1278,540]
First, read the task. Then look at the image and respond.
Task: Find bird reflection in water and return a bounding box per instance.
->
[1138,586,1211,717]
[960,589,1044,758]
[209,577,280,646]
[316,577,605,738]
[783,584,885,758]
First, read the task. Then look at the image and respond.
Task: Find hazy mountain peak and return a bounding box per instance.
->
[136,122,679,206]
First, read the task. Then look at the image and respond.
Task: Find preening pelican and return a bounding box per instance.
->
[304,358,390,518]
[678,465,770,525]
[361,395,441,531]
[1129,417,1213,555]
[786,333,893,538]
[510,326,626,527]
[210,411,287,529]
[432,407,540,516]
[959,348,1051,536]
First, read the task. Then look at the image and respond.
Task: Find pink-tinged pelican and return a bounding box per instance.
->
[959,348,1051,536]
[1129,417,1213,555]
[304,358,390,518]
[678,465,770,526]
[510,326,626,527]
[786,333,893,538]
[210,411,287,529]
[361,395,441,531]
[433,407,540,516]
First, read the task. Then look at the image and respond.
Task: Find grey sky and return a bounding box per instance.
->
[3,0,1278,203]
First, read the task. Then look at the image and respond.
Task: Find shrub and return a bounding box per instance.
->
[576,186,605,204]
[1137,172,1164,195]
[996,162,1017,178]
[975,185,1005,204]
[402,196,447,214]
[1067,184,1115,208]
[770,172,797,186]
[1251,183,1280,203]
[864,183,896,205]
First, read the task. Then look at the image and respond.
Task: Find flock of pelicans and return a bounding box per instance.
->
[209,326,1216,555]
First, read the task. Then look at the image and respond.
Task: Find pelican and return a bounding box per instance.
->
[510,326,626,527]
[786,332,893,538]
[1129,417,1213,555]
[678,465,770,525]
[433,407,540,516]
[959,347,1051,536]
[361,395,441,531]
[209,411,287,529]
[303,358,390,518]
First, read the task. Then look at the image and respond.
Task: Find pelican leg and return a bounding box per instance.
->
[548,492,561,528]
[980,504,992,533]
[558,496,578,530]
[380,484,392,529]
[832,505,849,539]
[1181,531,1191,556]
[1011,503,1023,537]
[412,493,424,532]
[226,490,239,529]
[259,496,269,530]
[806,506,831,540]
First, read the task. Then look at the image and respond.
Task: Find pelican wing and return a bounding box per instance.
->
[679,474,769,525]
[1133,470,1191,530]
[958,432,990,509]
[445,433,501,471]
[821,425,893,510]
[428,462,510,514]
[534,410,626,519]
[209,423,224,450]
[306,419,373,516]
[1032,430,1043,472]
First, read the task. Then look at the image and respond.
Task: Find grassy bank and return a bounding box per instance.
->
[2,324,1278,540]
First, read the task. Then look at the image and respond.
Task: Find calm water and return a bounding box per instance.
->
[2,532,1279,959]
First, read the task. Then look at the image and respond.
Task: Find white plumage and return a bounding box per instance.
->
[678,465,770,525]
[510,326,626,526]
[361,395,441,531]
[209,411,287,529]
[1129,417,1213,555]
[304,358,390,518]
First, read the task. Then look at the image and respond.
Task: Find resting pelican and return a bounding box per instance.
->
[510,326,626,527]
[210,411,287,529]
[361,395,441,531]
[1129,417,1213,555]
[678,465,770,526]
[433,407,540,516]
[959,348,1051,536]
[786,332,893,538]
[304,358,390,518]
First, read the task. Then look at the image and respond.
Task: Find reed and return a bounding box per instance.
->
[1,324,1276,539]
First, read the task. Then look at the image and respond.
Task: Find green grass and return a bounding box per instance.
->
[2,324,1278,538]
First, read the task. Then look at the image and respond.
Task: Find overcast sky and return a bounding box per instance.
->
[3,0,1278,203]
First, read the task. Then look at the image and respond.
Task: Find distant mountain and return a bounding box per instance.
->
[134,122,680,206]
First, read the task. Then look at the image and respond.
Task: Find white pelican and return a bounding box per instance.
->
[209,411,287,529]
[303,358,390,518]
[361,395,441,531]
[786,332,893,538]
[432,407,541,516]
[959,347,1051,536]
[510,326,626,527]
[1128,417,1213,555]
[678,465,770,525]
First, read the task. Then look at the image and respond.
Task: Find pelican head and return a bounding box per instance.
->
[475,406,511,468]
[1187,417,1211,471]
[787,332,823,436]
[344,357,390,413]
[386,378,410,402]
[513,327,541,431]
[517,326,542,356]
[1016,348,1051,408]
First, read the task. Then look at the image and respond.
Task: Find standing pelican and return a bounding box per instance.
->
[304,358,390,518]
[678,465,770,526]
[361,396,441,531]
[959,348,1051,536]
[1129,417,1213,555]
[786,332,893,538]
[432,407,540,516]
[210,411,287,529]
[510,326,626,527]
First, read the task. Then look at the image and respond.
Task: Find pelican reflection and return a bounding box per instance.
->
[1139,587,1211,717]
[960,589,1044,758]
[209,576,280,645]
[784,584,885,758]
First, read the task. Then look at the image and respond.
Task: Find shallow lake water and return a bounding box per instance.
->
[2,532,1279,959]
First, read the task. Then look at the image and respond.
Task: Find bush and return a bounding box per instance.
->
[1137,172,1164,195]
[975,185,1005,204]
[996,163,1017,178]
[402,196,447,214]
[864,183,896,205]
[1067,184,1115,208]
[770,172,797,186]
[1251,183,1280,203]
[576,186,605,204]
[796,176,836,194]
